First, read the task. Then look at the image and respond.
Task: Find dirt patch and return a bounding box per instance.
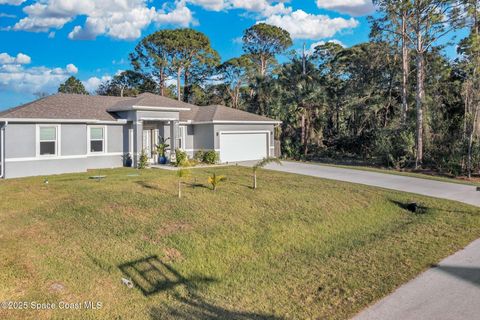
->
[157,221,192,238]
[48,282,66,293]
[163,248,183,262]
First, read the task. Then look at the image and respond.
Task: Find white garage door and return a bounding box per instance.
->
[220,132,268,163]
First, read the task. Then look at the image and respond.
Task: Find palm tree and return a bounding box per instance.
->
[207,172,226,191]
[252,157,282,189]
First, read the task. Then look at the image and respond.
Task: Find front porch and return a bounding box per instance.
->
[132,120,181,167]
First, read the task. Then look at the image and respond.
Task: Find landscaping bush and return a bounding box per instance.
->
[194,150,205,162]
[203,150,219,164]
[138,150,149,169]
[175,149,190,167]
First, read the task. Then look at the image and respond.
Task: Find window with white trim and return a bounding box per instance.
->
[39,126,57,156]
[89,127,105,153]
[177,126,186,150]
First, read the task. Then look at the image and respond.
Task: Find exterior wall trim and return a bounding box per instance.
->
[193,120,281,125]
[0,118,127,124]
[5,152,123,163]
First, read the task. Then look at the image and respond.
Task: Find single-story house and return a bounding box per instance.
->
[0,93,281,179]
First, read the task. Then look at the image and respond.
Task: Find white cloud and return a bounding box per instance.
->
[261,10,358,40]
[316,0,375,17]
[188,0,225,11]
[0,0,26,5]
[188,0,291,16]
[0,52,31,64]
[66,63,78,74]
[82,75,112,93]
[11,0,194,40]
[0,63,77,94]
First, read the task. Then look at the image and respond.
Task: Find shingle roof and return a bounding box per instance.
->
[180,105,278,123]
[0,94,128,121]
[108,92,194,111]
[0,93,279,123]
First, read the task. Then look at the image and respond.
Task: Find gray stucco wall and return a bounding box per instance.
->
[4,122,125,179]
[5,158,87,178]
[107,125,124,153]
[62,124,87,156]
[193,124,215,150]
[5,123,36,158]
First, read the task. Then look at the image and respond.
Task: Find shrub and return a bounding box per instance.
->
[203,151,219,164]
[175,149,190,167]
[194,150,205,162]
[138,150,149,169]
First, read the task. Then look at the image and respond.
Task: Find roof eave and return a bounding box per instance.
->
[0,118,127,124]
[190,120,282,125]
[108,105,191,112]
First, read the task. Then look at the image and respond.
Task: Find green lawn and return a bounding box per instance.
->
[0,166,479,320]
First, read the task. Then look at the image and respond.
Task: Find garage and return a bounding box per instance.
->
[219,131,269,163]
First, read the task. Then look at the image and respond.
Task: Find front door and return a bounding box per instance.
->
[142,129,153,163]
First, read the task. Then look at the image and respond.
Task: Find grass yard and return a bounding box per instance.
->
[0,166,479,320]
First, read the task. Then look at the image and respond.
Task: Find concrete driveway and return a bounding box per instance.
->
[241,161,480,207]
[240,161,480,320]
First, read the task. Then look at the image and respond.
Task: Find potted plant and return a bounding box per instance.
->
[123,153,133,167]
[155,137,170,165]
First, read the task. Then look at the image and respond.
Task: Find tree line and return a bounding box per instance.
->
[58,0,480,177]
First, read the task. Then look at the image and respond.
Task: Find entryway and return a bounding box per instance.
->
[142,129,158,164]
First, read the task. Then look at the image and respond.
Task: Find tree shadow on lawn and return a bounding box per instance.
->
[118,255,282,320]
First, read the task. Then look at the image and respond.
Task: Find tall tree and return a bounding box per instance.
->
[217,55,255,109]
[407,0,463,167]
[459,0,480,177]
[242,23,292,77]
[371,0,413,123]
[162,29,220,102]
[130,33,169,96]
[96,70,157,97]
[58,76,88,95]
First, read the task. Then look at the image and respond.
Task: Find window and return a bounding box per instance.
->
[177,126,186,150]
[89,127,105,153]
[39,126,57,156]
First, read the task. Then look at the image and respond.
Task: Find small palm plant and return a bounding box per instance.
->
[252,157,282,189]
[177,168,190,198]
[207,172,226,191]
[155,137,170,164]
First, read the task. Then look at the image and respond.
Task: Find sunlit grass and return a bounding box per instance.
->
[0,166,478,319]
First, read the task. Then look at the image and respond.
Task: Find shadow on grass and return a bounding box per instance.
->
[136,181,161,191]
[118,255,215,296]
[389,200,428,214]
[118,255,282,320]
[389,199,477,215]
[432,265,480,287]
[150,292,282,320]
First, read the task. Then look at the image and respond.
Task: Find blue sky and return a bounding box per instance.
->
[0,0,454,110]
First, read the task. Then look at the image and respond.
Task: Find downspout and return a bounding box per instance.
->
[0,121,6,179]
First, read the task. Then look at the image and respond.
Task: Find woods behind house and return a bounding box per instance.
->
[60,1,478,177]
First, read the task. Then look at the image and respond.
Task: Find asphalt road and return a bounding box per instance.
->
[240,161,480,320]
